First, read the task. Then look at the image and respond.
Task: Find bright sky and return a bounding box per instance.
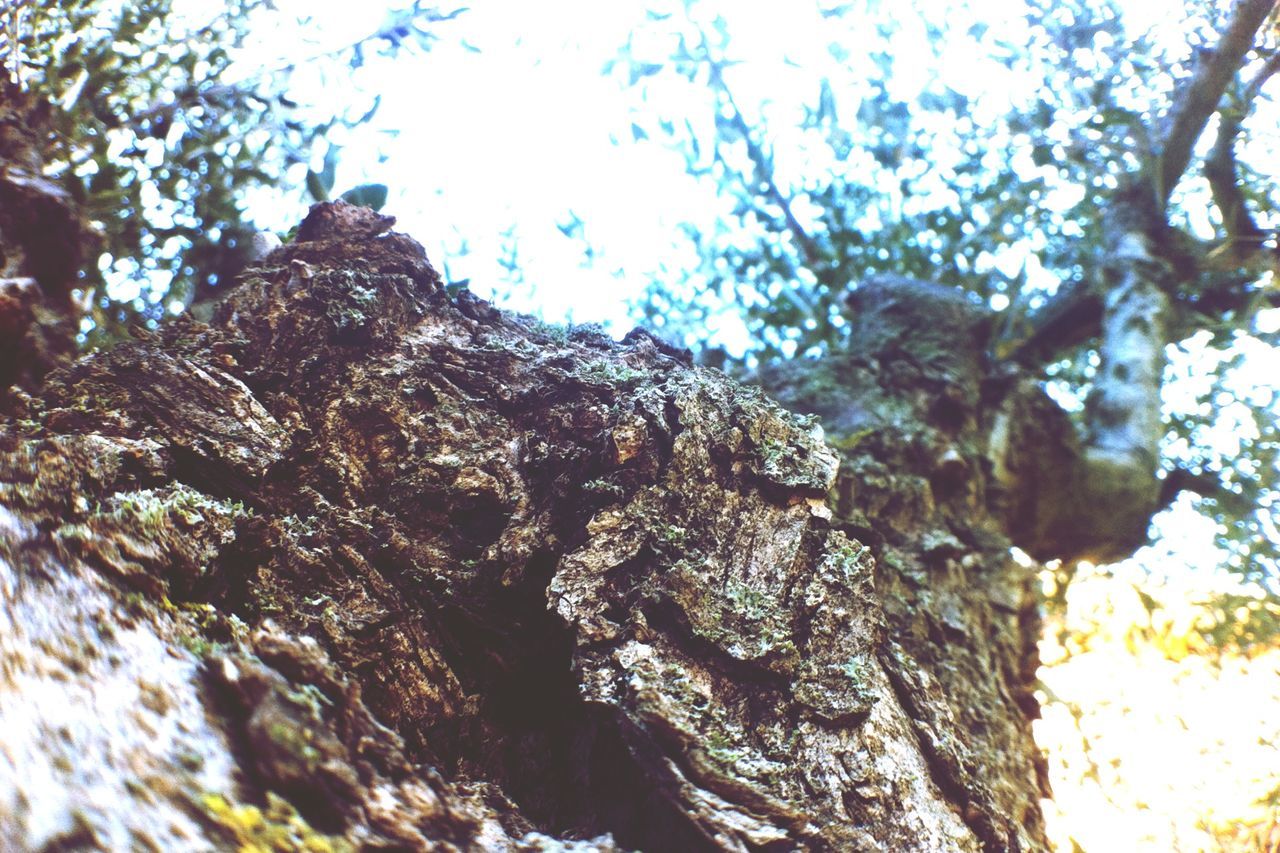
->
[240,0,1055,330]
[239,0,708,330]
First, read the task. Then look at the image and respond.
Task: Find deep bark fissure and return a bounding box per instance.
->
[200,662,352,835]
[876,643,1002,853]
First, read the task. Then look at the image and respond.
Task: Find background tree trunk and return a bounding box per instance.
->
[0,201,1050,851]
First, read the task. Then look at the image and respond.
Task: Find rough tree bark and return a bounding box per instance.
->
[1,199,1050,851]
[5,4,1275,848]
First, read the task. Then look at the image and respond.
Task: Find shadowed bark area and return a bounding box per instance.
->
[0,202,1049,851]
[0,85,95,403]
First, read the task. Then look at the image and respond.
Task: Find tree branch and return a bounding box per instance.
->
[1156,0,1276,206]
[1004,2,1277,369]
[699,37,825,271]
[998,277,1102,367]
[1203,49,1280,261]
[1174,274,1280,327]
[1158,466,1231,511]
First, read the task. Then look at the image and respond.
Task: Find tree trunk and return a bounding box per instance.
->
[0,200,1053,851]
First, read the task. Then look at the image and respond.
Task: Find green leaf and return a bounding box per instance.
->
[628,61,664,85]
[339,183,389,211]
[319,144,340,193]
[305,169,330,202]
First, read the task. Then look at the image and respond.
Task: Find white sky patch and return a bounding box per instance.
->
[243,0,1018,329]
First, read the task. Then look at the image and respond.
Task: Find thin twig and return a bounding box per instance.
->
[698,34,824,271]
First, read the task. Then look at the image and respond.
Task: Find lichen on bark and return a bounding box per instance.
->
[1,202,1049,851]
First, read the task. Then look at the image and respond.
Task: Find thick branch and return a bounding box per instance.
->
[1007,3,1276,368]
[1203,50,1280,260]
[1158,466,1230,511]
[1204,116,1263,253]
[1174,271,1280,326]
[1000,277,1102,367]
[1157,0,1276,206]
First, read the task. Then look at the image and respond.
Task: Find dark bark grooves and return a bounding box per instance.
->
[1,202,1048,851]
